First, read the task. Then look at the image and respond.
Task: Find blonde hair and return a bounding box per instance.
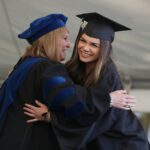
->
[66,36,111,87]
[22,27,68,61]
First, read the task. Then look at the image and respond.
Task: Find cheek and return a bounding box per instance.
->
[93,49,100,58]
[77,41,83,48]
[59,41,63,48]
[77,43,83,53]
[94,54,99,60]
[61,40,65,46]
[76,44,80,51]
[95,49,100,56]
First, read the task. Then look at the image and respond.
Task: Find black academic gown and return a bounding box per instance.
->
[84,61,150,150]
[0,57,111,150]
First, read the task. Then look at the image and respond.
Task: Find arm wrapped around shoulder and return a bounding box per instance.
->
[41,62,112,126]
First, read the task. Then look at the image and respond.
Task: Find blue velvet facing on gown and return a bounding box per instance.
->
[0,57,46,127]
[43,76,66,90]
[42,75,84,118]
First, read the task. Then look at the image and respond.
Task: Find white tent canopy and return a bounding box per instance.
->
[0,0,150,89]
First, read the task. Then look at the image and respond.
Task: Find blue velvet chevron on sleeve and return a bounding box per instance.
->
[42,71,84,118]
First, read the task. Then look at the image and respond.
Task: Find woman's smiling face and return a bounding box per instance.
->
[77,33,100,64]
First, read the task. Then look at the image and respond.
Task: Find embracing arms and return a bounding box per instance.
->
[23,60,136,123]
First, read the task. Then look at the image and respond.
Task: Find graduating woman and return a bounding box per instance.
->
[23,12,150,149]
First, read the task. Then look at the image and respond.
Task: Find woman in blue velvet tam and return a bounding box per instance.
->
[0,13,71,150]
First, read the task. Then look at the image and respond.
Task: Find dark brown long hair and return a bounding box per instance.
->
[65,34,112,87]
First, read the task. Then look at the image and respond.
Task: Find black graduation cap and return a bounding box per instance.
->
[77,12,131,43]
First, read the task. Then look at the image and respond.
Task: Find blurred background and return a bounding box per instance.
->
[0,0,150,141]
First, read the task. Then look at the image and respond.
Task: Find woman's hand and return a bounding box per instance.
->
[110,90,136,110]
[23,100,51,123]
